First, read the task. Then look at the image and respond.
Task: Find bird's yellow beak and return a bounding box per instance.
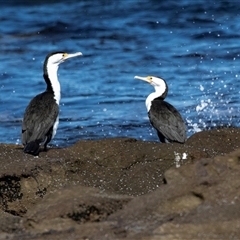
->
[134,76,152,83]
[63,52,83,60]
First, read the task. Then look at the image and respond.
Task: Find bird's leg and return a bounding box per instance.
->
[157,131,166,143]
[43,135,51,152]
[43,143,48,152]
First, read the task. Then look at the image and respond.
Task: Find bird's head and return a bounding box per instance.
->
[134,75,168,99]
[45,52,83,67]
[43,51,82,79]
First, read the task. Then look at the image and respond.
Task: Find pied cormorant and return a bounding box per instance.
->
[22,51,82,156]
[134,75,187,143]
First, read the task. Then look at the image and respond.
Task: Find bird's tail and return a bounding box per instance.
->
[23,141,40,156]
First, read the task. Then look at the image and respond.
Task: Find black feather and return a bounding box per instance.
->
[22,91,59,155]
[148,97,186,143]
[23,141,40,156]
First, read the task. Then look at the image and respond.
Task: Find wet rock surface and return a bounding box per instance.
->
[0,128,240,239]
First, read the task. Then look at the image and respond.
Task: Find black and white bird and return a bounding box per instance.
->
[134,75,187,143]
[22,51,82,156]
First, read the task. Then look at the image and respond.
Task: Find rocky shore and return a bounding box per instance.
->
[1,128,240,239]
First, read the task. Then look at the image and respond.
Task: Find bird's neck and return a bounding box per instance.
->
[146,92,161,112]
[146,86,166,112]
[44,65,61,105]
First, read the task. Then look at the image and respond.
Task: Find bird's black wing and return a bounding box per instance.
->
[22,91,59,145]
[148,99,186,143]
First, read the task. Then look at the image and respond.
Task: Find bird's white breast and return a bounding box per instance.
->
[47,65,61,105]
[145,92,160,112]
[52,115,59,139]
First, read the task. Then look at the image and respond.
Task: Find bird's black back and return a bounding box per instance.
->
[22,91,59,145]
[148,97,186,143]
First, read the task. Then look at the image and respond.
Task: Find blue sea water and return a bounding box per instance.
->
[1,0,240,147]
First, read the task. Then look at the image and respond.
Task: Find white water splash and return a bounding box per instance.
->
[196,100,208,112]
[200,85,204,91]
[174,152,188,168]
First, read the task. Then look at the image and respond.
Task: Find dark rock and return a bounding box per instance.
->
[0,128,240,239]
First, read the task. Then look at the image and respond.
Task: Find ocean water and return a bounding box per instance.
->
[1,0,240,147]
